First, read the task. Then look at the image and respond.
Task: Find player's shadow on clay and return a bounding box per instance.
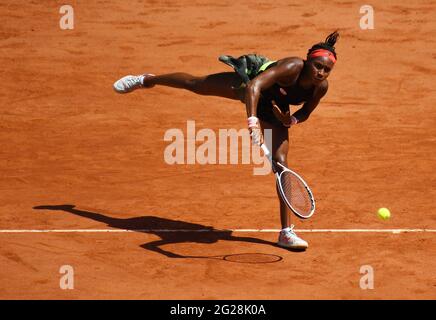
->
[33,205,301,259]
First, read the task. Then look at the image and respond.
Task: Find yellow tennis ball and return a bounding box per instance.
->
[377,208,391,220]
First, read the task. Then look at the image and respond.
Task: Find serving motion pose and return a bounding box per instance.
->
[113,31,340,250]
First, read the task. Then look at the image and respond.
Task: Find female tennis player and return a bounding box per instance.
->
[113,31,339,250]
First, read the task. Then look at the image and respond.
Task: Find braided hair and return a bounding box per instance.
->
[307,31,340,60]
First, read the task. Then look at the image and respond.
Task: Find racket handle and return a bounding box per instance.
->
[260,144,272,162]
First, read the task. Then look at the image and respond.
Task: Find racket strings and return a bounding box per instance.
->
[279,171,312,214]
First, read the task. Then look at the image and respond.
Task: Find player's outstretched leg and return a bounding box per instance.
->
[113,72,245,101]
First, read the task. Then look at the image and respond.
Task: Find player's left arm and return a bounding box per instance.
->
[292,80,329,124]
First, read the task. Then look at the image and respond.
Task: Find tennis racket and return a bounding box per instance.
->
[261,144,315,219]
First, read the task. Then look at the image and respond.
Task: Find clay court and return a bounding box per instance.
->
[0,0,435,299]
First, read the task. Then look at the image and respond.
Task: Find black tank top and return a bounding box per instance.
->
[260,82,314,106]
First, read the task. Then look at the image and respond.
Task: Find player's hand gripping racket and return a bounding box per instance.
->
[261,144,315,219]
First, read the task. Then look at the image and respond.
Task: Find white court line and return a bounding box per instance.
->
[0,229,435,234]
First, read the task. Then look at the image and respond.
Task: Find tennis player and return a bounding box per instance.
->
[114,31,339,250]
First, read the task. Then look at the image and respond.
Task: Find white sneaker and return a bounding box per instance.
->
[113,74,155,93]
[278,225,308,250]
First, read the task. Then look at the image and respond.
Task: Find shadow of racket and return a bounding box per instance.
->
[183,252,283,264]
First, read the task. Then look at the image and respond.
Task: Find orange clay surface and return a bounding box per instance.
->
[0,0,435,299]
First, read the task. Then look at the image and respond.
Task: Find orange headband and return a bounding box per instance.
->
[308,49,336,64]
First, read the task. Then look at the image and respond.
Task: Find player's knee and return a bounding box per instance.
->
[273,154,287,167]
[185,78,202,93]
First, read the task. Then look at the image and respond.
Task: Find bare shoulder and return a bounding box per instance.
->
[251,57,305,89]
[276,57,305,72]
[272,57,304,83]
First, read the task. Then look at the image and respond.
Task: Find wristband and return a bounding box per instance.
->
[247,116,259,128]
[291,116,299,125]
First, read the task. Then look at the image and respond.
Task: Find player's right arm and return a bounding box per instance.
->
[245,58,304,118]
[245,58,304,145]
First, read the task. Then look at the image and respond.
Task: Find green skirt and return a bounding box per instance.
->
[218,54,276,84]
